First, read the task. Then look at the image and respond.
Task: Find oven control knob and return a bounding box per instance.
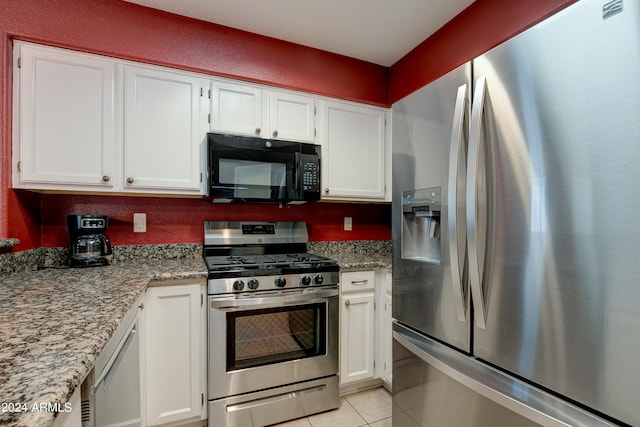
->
[313,275,324,285]
[233,280,245,291]
[247,279,259,290]
[274,277,287,288]
[301,275,311,286]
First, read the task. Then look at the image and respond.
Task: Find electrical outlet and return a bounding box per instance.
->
[133,213,146,233]
[344,216,353,231]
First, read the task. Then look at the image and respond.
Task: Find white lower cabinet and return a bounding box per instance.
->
[339,269,393,390]
[339,270,376,386]
[143,280,206,426]
[377,269,392,387]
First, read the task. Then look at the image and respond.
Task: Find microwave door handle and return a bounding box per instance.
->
[294,152,301,192]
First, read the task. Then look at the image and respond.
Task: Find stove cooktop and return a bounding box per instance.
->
[205,252,339,277]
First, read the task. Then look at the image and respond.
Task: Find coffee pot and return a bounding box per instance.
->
[67,215,113,267]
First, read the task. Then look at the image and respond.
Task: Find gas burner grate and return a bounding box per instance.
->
[205,252,339,274]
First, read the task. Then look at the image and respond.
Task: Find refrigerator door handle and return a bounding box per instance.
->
[447,83,469,322]
[467,76,489,329]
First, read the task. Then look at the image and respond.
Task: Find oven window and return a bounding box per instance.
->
[226,303,326,371]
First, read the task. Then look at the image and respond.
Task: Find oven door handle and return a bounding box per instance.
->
[209,288,338,310]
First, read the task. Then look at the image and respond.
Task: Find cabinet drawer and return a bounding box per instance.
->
[340,271,375,293]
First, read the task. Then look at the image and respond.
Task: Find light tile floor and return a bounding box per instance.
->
[272,387,392,427]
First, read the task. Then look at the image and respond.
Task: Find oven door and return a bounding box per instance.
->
[208,288,338,399]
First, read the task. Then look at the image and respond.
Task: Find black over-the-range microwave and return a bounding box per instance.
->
[205,132,321,204]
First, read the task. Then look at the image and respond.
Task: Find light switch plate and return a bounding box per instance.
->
[344,216,353,231]
[133,213,146,233]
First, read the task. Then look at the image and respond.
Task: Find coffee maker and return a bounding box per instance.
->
[67,215,113,267]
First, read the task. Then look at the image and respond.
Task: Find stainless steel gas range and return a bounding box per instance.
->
[204,221,340,427]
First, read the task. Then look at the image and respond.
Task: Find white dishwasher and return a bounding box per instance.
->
[82,295,142,427]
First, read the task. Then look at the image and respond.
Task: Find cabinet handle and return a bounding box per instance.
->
[345,300,351,307]
[102,175,110,182]
[272,130,278,137]
[127,177,134,184]
[351,280,368,286]
[255,127,261,135]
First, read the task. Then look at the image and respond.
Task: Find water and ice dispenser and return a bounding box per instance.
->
[402,187,441,264]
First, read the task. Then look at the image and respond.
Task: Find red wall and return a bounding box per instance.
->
[40,194,391,247]
[389,0,577,103]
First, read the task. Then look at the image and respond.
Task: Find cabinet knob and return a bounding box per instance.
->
[255,127,261,135]
[272,130,278,137]
[345,300,351,307]
[324,188,329,194]
[102,175,110,182]
[127,177,134,184]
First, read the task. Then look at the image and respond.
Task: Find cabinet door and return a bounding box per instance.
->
[14,43,116,189]
[269,91,316,142]
[340,292,375,385]
[375,268,392,387]
[323,101,386,200]
[145,282,205,426]
[124,65,204,193]
[383,292,392,386]
[210,80,264,137]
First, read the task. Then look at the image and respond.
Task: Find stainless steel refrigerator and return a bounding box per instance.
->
[391,0,640,425]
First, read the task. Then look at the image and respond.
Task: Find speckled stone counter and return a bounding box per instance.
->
[308,240,391,270]
[0,238,20,249]
[0,257,207,427]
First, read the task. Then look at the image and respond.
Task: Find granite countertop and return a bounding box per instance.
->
[334,254,391,271]
[0,258,207,427]
[308,241,392,271]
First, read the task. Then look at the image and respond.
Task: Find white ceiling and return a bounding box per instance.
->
[124,0,475,66]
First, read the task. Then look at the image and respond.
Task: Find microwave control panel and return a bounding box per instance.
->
[302,161,319,192]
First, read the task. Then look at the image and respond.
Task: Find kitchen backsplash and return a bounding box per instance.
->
[0,241,391,276]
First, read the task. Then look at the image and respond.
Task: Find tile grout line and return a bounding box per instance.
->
[343,395,372,427]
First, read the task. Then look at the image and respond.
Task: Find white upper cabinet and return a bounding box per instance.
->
[268,90,316,142]
[13,42,391,202]
[209,80,316,143]
[123,65,205,194]
[321,101,388,201]
[13,42,117,190]
[210,81,263,137]
[13,42,207,195]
